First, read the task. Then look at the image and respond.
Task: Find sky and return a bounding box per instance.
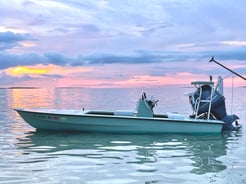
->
[0,0,246,88]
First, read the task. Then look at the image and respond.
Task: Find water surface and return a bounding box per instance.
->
[0,87,245,183]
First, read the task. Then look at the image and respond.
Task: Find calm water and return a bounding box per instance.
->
[0,87,246,184]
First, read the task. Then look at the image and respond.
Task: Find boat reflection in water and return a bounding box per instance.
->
[15,130,242,182]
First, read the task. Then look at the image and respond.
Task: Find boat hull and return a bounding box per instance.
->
[15,108,224,134]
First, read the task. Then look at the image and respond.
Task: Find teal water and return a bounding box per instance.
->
[0,87,246,183]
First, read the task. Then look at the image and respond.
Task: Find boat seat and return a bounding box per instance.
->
[114,110,135,116]
[153,114,168,118]
[85,111,114,116]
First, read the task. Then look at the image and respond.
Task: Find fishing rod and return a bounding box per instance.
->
[209,57,246,81]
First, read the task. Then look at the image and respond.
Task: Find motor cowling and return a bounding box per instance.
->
[191,84,240,131]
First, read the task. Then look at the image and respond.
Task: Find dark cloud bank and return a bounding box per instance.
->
[1,31,246,72]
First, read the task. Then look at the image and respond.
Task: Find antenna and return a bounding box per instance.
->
[209,57,246,81]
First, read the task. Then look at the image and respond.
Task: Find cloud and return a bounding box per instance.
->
[0,42,20,51]
[44,52,70,65]
[0,71,32,85]
[0,31,34,43]
[195,47,246,62]
[131,22,172,36]
[0,52,46,69]
[41,74,64,78]
[2,0,246,57]
[1,46,246,71]
[0,31,36,51]
[0,50,189,70]
[0,51,75,69]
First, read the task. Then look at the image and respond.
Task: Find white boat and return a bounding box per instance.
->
[15,77,241,134]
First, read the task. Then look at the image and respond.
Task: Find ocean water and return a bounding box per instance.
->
[0,87,246,184]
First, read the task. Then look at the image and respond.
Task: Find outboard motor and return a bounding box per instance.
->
[190,77,240,131]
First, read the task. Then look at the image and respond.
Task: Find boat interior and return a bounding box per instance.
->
[85,110,168,118]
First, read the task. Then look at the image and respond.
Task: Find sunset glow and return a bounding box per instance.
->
[7,66,49,76]
[21,42,36,47]
[6,64,94,77]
